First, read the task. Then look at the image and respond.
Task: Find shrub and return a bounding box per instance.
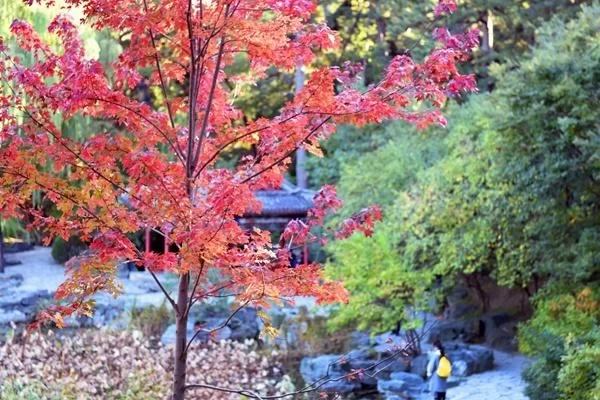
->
[128,302,173,339]
[51,236,87,264]
[520,285,600,400]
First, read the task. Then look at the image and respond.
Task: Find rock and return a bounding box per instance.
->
[161,319,232,346]
[227,308,259,341]
[0,309,27,324]
[374,332,404,346]
[62,300,125,328]
[3,242,34,253]
[377,371,425,400]
[410,354,430,378]
[0,273,24,292]
[0,289,53,312]
[116,261,133,279]
[490,335,518,351]
[482,312,521,351]
[299,355,361,393]
[19,290,52,308]
[349,331,371,348]
[451,360,469,377]
[445,343,494,376]
[426,320,479,343]
[379,356,412,374]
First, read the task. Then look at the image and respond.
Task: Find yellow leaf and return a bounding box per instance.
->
[256,310,271,323]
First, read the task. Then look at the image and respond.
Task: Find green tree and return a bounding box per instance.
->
[325,3,600,337]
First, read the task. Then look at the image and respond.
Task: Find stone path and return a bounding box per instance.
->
[447,350,531,399]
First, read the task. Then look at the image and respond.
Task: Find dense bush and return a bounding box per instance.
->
[51,236,88,264]
[520,285,600,400]
[128,302,173,340]
[324,3,600,330]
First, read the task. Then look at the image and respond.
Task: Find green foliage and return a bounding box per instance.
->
[51,236,87,264]
[0,379,62,400]
[519,285,600,400]
[558,331,600,400]
[325,3,600,340]
[0,218,29,240]
[306,122,397,187]
[128,302,173,339]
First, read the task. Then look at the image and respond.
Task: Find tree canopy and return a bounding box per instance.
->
[325,2,600,330]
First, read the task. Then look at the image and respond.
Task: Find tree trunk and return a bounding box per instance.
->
[481,9,494,53]
[0,222,5,274]
[172,272,190,400]
[294,65,308,189]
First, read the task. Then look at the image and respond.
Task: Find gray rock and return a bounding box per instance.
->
[410,354,430,378]
[378,372,425,399]
[446,344,494,377]
[426,319,479,343]
[4,242,34,253]
[0,309,27,324]
[0,273,24,292]
[299,355,361,393]
[374,332,404,346]
[116,261,133,279]
[349,331,371,348]
[0,289,53,316]
[19,290,52,308]
[161,319,232,345]
[227,308,259,341]
[379,356,412,374]
[451,360,469,377]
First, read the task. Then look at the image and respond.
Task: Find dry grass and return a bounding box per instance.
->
[0,329,289,399]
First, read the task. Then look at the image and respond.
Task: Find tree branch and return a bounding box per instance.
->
[241,116,332,184]
[183,299,251,356]
[147,267,178,312]
[191,32,227,169]
[142,0,178,133]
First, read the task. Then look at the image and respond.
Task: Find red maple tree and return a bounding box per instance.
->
[0,0,476,398]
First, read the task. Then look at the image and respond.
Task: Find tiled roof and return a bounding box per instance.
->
[249,188,314,217]
[118,181,315,217]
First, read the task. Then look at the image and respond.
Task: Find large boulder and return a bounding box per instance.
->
[481,312,521,351]
[4,242,34,253]
[410,354,430,378]
[299,355,361,393]
[227,307,260,341]
[445,343,494,377]
[377,371,425,400]
[426,319,480,343]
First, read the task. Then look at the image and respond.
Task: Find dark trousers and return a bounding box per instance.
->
[434,392,447,400]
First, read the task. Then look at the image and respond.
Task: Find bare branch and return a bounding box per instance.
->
[241,116,332,184]
[191,32,227,169]
[183,300,251,356]
[147,268,178,312]
[185,259,205,318]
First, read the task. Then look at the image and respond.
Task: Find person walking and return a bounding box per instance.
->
[427,339,452,400]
